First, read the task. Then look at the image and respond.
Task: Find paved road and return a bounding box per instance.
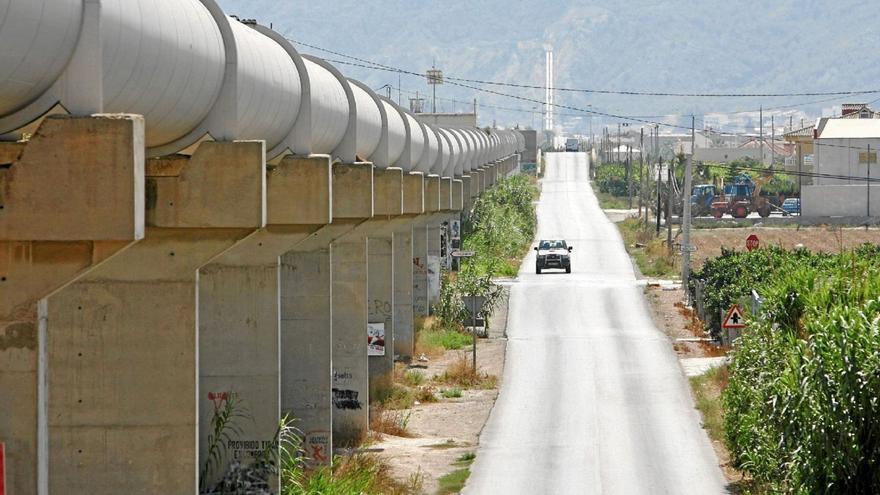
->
[464,153,727,495]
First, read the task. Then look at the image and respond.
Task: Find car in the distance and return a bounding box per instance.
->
[534,239,573,274]
[781,197,800,215]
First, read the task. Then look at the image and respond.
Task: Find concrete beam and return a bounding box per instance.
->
[374,167,404,217]
[403,172,425,215]
[0,115,145,495]
[43,141,265,494]
[451,179,464,212]
[332,162,374,219]
[439,177,452,211]
[425,174,441,213]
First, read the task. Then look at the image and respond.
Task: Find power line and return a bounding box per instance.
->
[298,42,880,154]
[288,37,880,98]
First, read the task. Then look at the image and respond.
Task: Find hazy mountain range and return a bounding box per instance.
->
[217,0,880,134]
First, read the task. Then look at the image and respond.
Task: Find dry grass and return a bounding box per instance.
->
[415,386,438,403]
[433,354,498,390]
[369,405,414,438]
[689,226,880,269]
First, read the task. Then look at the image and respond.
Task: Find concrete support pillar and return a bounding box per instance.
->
[279,159,373,458]
[197,153,333,486]
[44,140,265,494]
[367,168,403,392]
[392,225,414,359]
[0,115,145,495]
[330,237,368,445]
[412,223,429,319]
[426,218,443,312]
[368,237,394,386]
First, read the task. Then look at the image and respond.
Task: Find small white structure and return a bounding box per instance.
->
[803,118,880,217]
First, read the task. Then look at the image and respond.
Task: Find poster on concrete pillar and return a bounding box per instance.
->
[367,322,385,356]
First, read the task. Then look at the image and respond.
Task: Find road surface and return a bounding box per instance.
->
[464,153,727,494]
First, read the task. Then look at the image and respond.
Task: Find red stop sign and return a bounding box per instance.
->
[746,234,760,251]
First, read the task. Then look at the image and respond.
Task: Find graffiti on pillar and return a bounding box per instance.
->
[331,388,362,410]
[413,257,428,315]
[371,299,392,319]
[427,255,441,309]
[367,322,385,356]
[304,430,330,464]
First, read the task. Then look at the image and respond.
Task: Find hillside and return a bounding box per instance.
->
[217,0,880,132]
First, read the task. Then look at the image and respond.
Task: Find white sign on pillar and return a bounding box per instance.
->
[367,322,386,356]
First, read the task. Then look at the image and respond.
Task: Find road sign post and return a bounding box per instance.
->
[452,250,478,371]
[746,234,760,252]
[0,442,5,495]
[722,304,746,345]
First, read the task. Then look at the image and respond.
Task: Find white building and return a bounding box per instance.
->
[803,118,880,217]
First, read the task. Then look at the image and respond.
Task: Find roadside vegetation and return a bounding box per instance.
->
[686,244,880,493]
[617,218,679,278]
[436,452,477,495]
[419,175,538,353]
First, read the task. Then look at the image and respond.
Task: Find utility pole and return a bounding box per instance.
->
[639,128,645,219]
[759,105,764,165]
[798,142,803,209]
[627,145,633,209]
[868,143,872,218]
[667,160,673,255]
[617,123,621,162]
[656,157,663,235]
[682,115,695,293]
[771,115,775,166]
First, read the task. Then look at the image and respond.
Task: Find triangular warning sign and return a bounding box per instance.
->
[722,304,746,329]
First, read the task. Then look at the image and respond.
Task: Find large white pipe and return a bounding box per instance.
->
[0,0,82,117]
[382,100,406,167]
[348,82,382,160]
[302,58,349,154]
[0,0,514,174]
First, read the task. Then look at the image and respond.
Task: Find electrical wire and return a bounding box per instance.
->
[288,37,880,98]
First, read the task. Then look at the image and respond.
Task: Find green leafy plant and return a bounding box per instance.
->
[722,250,880,493]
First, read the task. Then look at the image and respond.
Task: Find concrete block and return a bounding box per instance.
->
[0,114,145,241]
[451,179,464,212]
[393,226,415,359]
[425,175,441,213]
[374,167,404,217]
[330,238,369,445]
[367,237,394,396]
[332,162,374,219]
[147,141,266,229]
[403,172,425,215]
[0,115,145,495]
[439,177,452,211]
[268,155,332,225]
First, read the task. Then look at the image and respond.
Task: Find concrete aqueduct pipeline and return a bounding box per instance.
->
[0,0,524,493]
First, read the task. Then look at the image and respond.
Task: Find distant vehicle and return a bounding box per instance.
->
[565,138,579,152]
[690,184,717,216]
[711,174,773,219]
[781,197,800,215]
[534,239,572,274]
